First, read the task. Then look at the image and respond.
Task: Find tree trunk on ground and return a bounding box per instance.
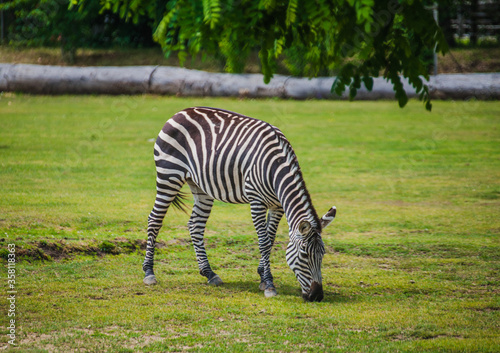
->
[0,64,498,100]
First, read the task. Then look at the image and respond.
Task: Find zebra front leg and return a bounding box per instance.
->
[258,208,284,291]
[251,201,277,298]
[187,181,222,286]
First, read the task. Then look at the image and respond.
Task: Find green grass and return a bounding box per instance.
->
[0,95,499,352]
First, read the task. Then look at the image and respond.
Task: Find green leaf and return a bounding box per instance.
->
[203,0,221,29]
[178,50,188,66]
[396,89,408,108]
[331,77,345,96]
[349,86,357,100]
[286,0,298,27]
[362,76,373,91]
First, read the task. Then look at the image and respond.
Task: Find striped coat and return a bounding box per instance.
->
[143,107,336,301]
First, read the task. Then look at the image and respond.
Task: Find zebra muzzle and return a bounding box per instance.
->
[303,281,324,302]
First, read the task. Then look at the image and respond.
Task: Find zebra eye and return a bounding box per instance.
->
[298,221,311,235]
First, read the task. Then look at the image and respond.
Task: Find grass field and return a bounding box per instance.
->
[0,95,499,352]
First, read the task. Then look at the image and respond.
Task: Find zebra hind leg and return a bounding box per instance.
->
[143,179,185,286]
[143,212,161,285]
[187,181,222,286]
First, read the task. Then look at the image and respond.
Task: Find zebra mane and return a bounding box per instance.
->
[273,127,322,231]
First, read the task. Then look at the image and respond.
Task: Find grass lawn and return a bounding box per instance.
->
[0,95,499,352]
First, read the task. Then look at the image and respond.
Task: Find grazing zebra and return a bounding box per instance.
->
[143,107,336,302]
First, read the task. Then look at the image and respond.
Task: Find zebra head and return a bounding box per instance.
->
[286,206,336,302]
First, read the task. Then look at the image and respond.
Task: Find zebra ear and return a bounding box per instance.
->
[320,206,336,229]
[298,221,312,235]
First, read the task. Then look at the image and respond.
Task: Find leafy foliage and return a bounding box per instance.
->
[0,0,155,62]
[3,0,449,109]
[73,0,449,110]
[0,0,95,54]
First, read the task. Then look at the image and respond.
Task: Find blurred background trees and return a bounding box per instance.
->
[0,0,155,63]
[0,0,498,106]
[1,1,497,55]
[440,0,499,47]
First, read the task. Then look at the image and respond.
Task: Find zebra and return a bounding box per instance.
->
[143,107,336,302]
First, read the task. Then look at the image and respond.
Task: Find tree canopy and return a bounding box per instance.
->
[0,0,155,62]
[74,0,449,110]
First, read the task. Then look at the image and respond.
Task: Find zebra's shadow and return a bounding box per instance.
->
[221,280,299,296]
[219,281,354,304]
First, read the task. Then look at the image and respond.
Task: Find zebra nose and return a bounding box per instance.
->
[304,281,323,302]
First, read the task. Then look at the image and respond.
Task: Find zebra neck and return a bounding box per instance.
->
[271,152,320,232]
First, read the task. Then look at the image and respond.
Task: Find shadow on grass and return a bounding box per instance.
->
[220,280,358,304]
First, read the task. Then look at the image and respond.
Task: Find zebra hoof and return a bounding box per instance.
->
[259,282,266,291]
[143,275,157,285]
[208,275,223,286]
[264,287,278,298]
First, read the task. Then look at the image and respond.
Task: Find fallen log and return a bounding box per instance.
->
[0,63,498,100]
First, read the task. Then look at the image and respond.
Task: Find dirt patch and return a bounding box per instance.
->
[468,306,500,312]
[438,48,500,74]
[1,238,168,262]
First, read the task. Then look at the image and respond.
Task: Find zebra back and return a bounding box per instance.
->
[156,107,321,231]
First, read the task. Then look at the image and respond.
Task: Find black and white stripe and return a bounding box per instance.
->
[143,107,336,301]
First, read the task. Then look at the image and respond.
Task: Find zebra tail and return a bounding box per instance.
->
[171,191,190,214]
